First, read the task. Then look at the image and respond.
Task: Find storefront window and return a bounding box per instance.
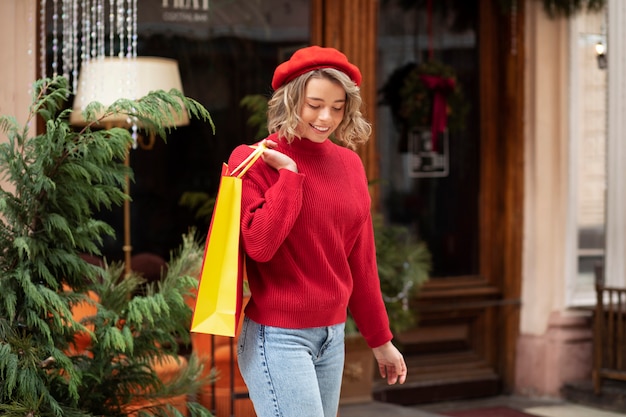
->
[377,1,480,278]
[44,0,310,261]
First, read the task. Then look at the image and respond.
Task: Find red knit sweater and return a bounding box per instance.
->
[228,133,392,348]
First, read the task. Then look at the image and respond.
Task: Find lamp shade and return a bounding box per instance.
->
[70,56,189,127]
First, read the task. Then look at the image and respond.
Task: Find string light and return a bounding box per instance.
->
[109,0,115,56]
[72,0,79,91]
[117,0,125,58]
[40,0,138,92]
[51,0,58,76]
[40,0,47,78]
[81,0,90,65]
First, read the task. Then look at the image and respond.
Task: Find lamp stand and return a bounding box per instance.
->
[123,148,132,275]
[104,120,132,276]
[71,58,189,276]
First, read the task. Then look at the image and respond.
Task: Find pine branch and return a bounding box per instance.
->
[0,76,215,417]
[76,88,215,140]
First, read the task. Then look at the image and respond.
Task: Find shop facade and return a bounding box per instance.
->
[0,0,618,405]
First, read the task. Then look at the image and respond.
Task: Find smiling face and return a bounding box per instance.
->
[296,76,346,143]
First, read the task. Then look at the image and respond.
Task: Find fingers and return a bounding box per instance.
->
[259,142,298,172]
[397,356,407,384]
[386,366,407,385]
[372,342,408,385]
[396,365,407,385]
[260,139,277,149]
[378,360,407,385]
[378,363,387,379]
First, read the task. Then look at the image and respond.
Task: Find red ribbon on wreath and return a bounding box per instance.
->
[419,74,456,150]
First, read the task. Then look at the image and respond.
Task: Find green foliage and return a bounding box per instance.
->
[346,216,432,336]
[499,0,605,17]
[380,60,469,135]
[373,215,431,335]
[178,192,215,226]
[239,94,269,141]
[69,231,212,417]
[386,0,606,19]
[0,76,214,417]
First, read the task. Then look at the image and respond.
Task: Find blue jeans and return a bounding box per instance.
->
[237,316,346,417]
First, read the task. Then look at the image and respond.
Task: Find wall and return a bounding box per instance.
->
[0,0,599,400]
[0,0,37,128]
[515,1,592,397]
[0,0,37,192]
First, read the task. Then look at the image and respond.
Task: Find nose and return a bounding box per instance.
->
[318,107,331,121]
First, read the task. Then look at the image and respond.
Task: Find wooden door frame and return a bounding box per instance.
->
[310,0,380,208]
[311,0,524,392]
[478,0,525,390]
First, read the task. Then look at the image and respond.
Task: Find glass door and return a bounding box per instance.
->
[377,1,480,278]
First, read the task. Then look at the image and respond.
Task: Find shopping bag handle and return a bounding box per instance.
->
[230,143,266,179]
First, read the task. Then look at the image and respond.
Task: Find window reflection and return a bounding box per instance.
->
[45,0,310,261]
[572,10,607,302]
[377,1,480,278]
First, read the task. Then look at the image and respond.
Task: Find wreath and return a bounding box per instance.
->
[380,60,469,149]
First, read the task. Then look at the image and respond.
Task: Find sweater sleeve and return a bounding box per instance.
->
[228,145,305,262]
[347,212,394,348]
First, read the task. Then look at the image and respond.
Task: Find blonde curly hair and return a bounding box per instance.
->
[266,68,372,150]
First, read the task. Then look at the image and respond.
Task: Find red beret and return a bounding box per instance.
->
[271,45,362,90]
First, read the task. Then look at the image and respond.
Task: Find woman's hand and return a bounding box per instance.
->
[372,341,407,385]
[260,139,298,173]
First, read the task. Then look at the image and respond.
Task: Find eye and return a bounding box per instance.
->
[307,103,320,110]
[333,106,344,112]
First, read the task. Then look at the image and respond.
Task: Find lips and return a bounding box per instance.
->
[311,124,330,132]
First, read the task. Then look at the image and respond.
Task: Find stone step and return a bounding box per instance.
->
[373,351,500,405]
[562,379,626,414]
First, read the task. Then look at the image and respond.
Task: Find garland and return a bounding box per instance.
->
[500,0,606,18]
[390,0,606,19]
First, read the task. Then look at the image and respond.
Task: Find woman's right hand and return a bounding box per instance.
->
[372,341,407,385]
[260,139,298,173]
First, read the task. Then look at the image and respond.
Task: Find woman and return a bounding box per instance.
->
[229,45,407,417]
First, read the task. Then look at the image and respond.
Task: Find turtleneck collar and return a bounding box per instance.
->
[269,133,334,156]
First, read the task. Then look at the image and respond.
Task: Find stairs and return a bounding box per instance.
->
[562,379,626,413]
[373,351,500,405]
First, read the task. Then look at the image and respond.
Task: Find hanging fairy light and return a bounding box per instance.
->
[40,0,138,93]
[50,0,59,76]
[40,0,48,78]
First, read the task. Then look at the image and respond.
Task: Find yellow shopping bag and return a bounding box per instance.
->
[190,144,265,337]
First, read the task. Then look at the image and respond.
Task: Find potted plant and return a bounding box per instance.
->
[373,215,432,335]
[0,75,216,417]
[341,214,431,404]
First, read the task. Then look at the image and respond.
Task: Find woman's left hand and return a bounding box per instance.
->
[372,341,407,385]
